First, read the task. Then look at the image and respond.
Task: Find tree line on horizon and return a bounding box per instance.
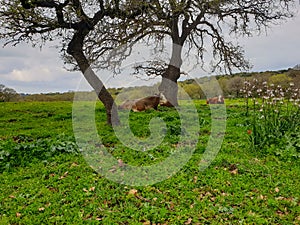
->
[1,68,299,102]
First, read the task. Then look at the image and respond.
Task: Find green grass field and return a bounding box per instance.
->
[0,100,299,224]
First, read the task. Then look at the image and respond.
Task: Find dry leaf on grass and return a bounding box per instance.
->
[230,169,238,175]
[185,218,192,224]
[128,189,138,195]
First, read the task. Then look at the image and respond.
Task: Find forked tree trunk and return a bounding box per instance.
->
[67,30,120,126]
[158,43,183,107]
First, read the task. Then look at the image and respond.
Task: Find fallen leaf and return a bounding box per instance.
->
[193,176,198,183]
[9,195,16,199]
[275,187,280,193]
[230,169,238,175]
[185,218,192,224]
[38,207,45,212]
[276,210,285,216]
[128,189,138,195]
[71,162,78,167]
[259,195,266,200]
[89,187,95,192]
[16,212,21,217]
[83,188,88,193]
[59,171,69,179]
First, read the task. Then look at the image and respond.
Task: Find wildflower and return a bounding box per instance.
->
[247,130,252,135]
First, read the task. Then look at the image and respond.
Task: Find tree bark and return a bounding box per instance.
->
[158,43,182,107]
[67,29,120,126]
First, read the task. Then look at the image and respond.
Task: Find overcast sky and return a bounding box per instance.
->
[1,7,300,94]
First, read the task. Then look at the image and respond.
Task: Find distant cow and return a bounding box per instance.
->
[206,95,224,104]
[119,95,160,112]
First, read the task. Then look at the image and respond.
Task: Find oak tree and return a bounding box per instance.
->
[0,0,151,125]
[101,0,296,105]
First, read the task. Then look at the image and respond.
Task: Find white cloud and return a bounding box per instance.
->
[8,67,52,82]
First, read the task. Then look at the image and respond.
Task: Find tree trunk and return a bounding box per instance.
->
[158,43,182,107]
[67,30,120,126]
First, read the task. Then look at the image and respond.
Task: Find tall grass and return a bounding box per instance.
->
[242,79,300,156]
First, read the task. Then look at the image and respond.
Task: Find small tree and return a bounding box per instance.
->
[227,76,244,98]
[0,84,18,102]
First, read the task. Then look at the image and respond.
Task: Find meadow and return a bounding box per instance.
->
[0,100,299,224]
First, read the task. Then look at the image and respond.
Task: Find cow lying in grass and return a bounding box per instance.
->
[119,95,161,112]
[206,95,224,104]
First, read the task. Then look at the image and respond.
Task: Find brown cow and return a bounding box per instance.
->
[118,99,138,110]
[206,95,224,104]
[119,95,160,112]
[132,95,160,112]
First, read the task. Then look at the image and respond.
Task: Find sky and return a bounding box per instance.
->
[1,7,300,94]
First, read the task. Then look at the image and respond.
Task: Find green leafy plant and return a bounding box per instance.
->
[0,134,79,172]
